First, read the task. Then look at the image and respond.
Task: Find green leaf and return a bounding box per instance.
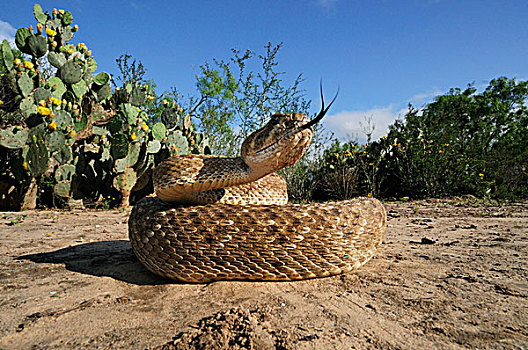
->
[61,11,73,26]
[0,126,28,149]
[74,113,87,132]
[18,72,33,97]
[54,181,71,197]
[48,77,66,99]
[54,145,73,164]
[123,103,139,124]
[27,35,47,58]
[101,148,111,162]
[87,58,97,73]
[54,110,73,128]
[34,87,51,103]
[45,130,66,153]
[113,167,137,192]
[92,126,108,135]
[114,158,128,173]
[48,51,66,68]
[1,40,14,70]
[152,122,166,140]
[93,72,110,85]
[33,4,48,24]
[15,27,31,53]
[147,140,161,154]
[20,96,36,118]
[60,61,83,84]
[111,133,129,160]
[72,79,88,98]
[128,142,140,166]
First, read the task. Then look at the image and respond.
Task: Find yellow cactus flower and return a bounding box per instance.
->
[48,121,57,130]
[162,100,168,105]
[23,162,29,170]
[69,130,76,137]
[141,123,149,131]
[0,100,3,105]
[45,28,57,37]
[438,150,443,154]
[51,97,61,106]
[62,99,67,105]
[38,106,51,116]
[67,48,73,55]
[367,192,372,198]
[52,41,57,48]
[37,23,43,32]
[130,133,137,141]
[23,61,33,69]
[73,24,79,32]
[479,173,484,178]
[39,100,46,107]
[59,9,65,14]
[14,58,21,66]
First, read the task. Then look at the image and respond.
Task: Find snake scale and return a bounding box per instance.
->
[128,92,387,282]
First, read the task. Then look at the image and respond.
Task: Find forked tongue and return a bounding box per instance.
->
[297,82,339,132]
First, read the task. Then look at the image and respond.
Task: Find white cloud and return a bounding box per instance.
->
[324,105,406,142]
[0,20,16,47]
[409,89,442,107]
[323,89,441,142]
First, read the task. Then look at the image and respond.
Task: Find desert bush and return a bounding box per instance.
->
[385,77,528,199]
[313,77,528,201]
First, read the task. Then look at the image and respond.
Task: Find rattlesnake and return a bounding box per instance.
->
[128,93,386,282]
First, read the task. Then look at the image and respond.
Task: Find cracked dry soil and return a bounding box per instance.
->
[0,199,527,349]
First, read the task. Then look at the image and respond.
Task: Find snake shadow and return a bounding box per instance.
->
[17,240,176,285]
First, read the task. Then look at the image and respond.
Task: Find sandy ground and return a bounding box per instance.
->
[0,199,527,349]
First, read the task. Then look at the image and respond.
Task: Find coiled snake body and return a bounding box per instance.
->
[129,98,387,282]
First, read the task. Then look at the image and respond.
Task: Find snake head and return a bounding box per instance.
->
[241,113,314,175]
[241,84,338,175]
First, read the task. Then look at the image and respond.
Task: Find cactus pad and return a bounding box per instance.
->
[48,52,67,69]
[48,77,66,99]
[27,35,48,58]
[59,61,83,84]
[34,87,51,103]
[1,40,14,70]
[0,126,29,149]
[17,72,33,97]
[113,166,137,192]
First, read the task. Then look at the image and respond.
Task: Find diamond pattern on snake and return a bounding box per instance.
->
[128,90,386,282]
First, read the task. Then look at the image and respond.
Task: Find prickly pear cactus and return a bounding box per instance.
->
[0,4,205,210]
[0,126,28,149]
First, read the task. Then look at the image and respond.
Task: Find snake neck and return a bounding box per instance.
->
[201,156,271,187]
[154,155,272,202]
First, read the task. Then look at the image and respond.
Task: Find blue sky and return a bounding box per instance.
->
[2,1,527,141]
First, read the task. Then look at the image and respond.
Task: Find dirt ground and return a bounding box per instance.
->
[0,198,527,349]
